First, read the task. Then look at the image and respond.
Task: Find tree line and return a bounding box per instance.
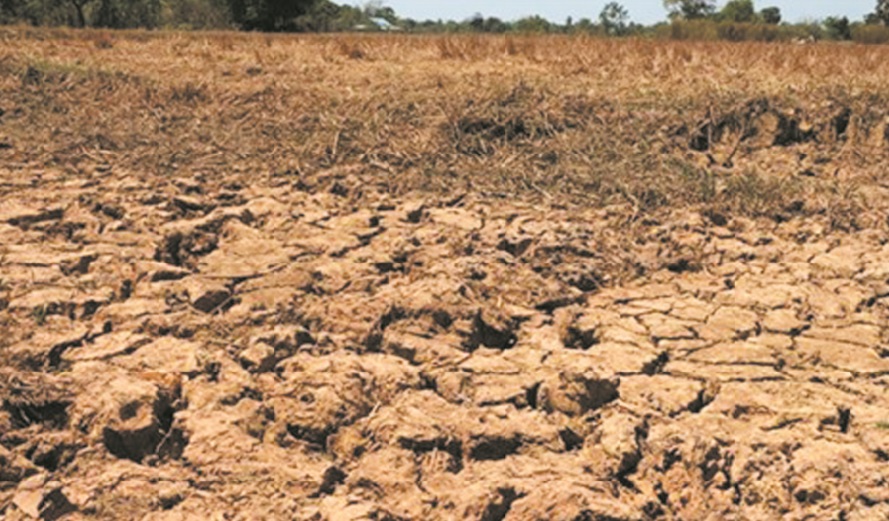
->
[3,0,889,43]
[661,0,889,42]
[0,0,323,30]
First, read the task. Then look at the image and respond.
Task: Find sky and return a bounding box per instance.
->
[375,1,875,25]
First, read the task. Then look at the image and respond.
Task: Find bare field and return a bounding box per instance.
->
[2,29,889,520]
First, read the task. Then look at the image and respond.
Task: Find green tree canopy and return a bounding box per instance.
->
[760,6,781,24]
[599,2,629,35]
[877,0,889,25]
[95,0,161,28]
[664,0,716,20]
[719,0,755,23]
[824,15,851,40]
[228,0,317,31]
[514,15,551,33]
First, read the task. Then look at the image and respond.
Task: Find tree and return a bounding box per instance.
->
[95,0,119,27]
[94,0,161,28]
[514,15,551,33]
[228,0,318,31]
[0,0,80,26]
[719,0,755,23]
[293,0,342,31]
[482,16,508,33]
[68,0,89,27]
[572,17,595,33]
[361,0,395,22]
[824,16,852,40]
[467,12,484,31]
[463,13,509,33]
[760,6,781,25]
[162,0,232,29]
[877,0,889,25]
[599,2,629,35]
[663,0,715,20]
[362,0,383,16]
[375,5,396,23]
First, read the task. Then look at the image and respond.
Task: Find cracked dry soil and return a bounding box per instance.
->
[3,173,889,520]
[2,31,889,521]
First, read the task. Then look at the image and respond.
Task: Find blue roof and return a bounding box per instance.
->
[369,17,393,28]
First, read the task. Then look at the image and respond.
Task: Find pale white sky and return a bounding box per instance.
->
[370,1,874,24]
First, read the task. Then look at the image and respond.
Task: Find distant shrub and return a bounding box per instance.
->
[657,20,823,43]
[658,20,718,40]
[852,24,889,45]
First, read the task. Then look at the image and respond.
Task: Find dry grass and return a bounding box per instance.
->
[2,28,889,226]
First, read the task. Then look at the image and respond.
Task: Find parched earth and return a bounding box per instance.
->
[5,28,889,521]
[1,163,888,521]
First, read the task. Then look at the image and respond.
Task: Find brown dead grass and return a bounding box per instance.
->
[1,28,888,227]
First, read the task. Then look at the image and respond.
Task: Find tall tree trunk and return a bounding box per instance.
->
[71,0,86,27]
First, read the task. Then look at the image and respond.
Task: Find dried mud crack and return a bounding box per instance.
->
[2,30,889,521]
[4,176,889,520]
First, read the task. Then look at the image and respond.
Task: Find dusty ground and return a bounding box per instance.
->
[1,29,889,520]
